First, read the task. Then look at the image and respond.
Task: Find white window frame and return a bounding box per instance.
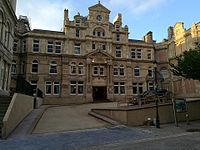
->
[32,39,40,52]
[148,82,154,90]
[74,43,81,55]
[11,60,17,74]
[49,60,57,74]
[133,83,143,94]
[70,62,77,74]
[115,46,121,58]
[47,41,53,53]
[45,81,52,95]
[131,49,136,59]
[93,66,98,75]
[30,80,37,94]
[78,63,84,75]
[113,66,118,76]
[53,81,60,95]
[55,42,61,54]
[32,60,38,74]
[70,81,77,95]
[77,81,84,95]
[114,82,125,95]
[134,66,140,77]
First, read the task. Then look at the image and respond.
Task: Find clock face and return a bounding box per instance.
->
[96,15,102,21]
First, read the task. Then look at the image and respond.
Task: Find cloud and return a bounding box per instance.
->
[109,0,166,15]
[16,0,74,31]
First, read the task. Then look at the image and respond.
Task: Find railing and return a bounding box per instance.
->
[16,76,43,98]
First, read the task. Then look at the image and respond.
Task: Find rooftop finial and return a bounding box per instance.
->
[98,0,100,4]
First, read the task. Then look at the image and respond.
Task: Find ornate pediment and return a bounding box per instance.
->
[174,22,185,38]
[87,50,113,64]
[88,2,110,13]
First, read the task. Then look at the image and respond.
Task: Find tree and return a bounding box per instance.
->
[170,44,200,81]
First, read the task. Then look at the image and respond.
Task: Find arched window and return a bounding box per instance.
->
[78,62,84,75]
[32,60,38,73]
[93,27,105,37]
[134,66,140,77]
[70,62,76,74]
[49,60,57,74]
[0,11,3,41]
[113,65,118,76]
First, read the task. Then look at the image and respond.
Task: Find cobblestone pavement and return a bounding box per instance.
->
[0,126,154,150]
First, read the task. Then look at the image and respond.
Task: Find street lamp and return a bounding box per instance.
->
[154,61,160,128]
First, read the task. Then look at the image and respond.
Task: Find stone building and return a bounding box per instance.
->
[12,2,200,104]
[0,0,17,96]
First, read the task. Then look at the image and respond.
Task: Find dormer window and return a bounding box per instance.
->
[93,27,105,37]
[75,19,80,26]
[115,25,120,31]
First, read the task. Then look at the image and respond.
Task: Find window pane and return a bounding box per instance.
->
[54,82,60,95]
[99,67,104,75]
[47,41,53,53]
[74,44,80,55]
[114,85,118,94]
[78,84,83,94]
[120,86,125,94]
[45,82,51,94]
[71,84,76,94]
[32,63,38,73]
[113,68,118,75]
[119,68,124,76]
[93,67,98,75]
[55,42,61,53]
[50,66,57,74]
[33,40,39,52]
[134,67,140,76]
[137,49,141,59]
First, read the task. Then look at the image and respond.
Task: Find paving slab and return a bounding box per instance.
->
[9,105,49,138]
[33,102,117,134]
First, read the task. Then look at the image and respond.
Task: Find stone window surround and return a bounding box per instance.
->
[114,82,125,95]
[70,81,84,95]
[45,81,60,95]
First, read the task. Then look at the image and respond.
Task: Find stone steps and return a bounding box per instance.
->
[0,96,12,138]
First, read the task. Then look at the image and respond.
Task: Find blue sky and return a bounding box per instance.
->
[16,0,200,42]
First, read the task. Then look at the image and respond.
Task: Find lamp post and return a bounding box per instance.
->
[154,62,160,128]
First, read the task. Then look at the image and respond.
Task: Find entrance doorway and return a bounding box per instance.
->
[93,86,107,102]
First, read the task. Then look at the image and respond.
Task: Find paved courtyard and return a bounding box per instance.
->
[1,122,200,150]
[33,102,117,134]
[1,102,200,150]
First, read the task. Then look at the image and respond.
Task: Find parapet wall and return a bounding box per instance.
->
[92,100,200,126]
